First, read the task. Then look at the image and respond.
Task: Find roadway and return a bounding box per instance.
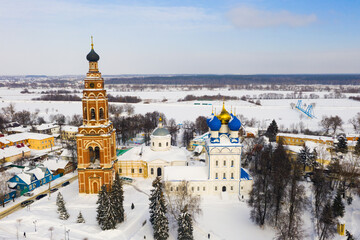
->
[0,175,78,220]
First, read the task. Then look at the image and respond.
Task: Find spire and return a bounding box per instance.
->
[91,36,94,49]
[158,116,163,127]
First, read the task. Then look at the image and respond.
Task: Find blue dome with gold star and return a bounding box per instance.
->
[228,114,241,131]
[208,115,221,131]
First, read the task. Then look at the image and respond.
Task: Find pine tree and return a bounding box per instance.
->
[96,185,107,227]
[96,185,117,230]
[346,230,355,240]
[102,191,117,230]
[332,191,345,218]
[110,172,125,223]
[149,177,162,225]
[56,192,69,220]
[177,206,193,240]
[77,211,85,223]
[153,193,169,240]
[319,202,336,240]
[56,192,64,207]
[354,137,360,156]
[297,144,317,172]
[265,119,278,142]
[335,135,348,153]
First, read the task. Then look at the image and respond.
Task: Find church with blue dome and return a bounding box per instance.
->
[164,102,253,199]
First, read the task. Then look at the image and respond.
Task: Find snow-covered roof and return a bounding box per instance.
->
[62,125,78,132]
[7,126,31,133]
[117,146,188,163]
[35,123,59,131]
[8,182,17,188]
[42,159,69,171]
[0,132,53,143]
[16,172,32,184]
[194,145,203,153]
[193,132,210,142]
[164,166,208,181]
[277,133,334,142]
[0,145,31,159]
[60,149,72,157]
[27,167,45,180]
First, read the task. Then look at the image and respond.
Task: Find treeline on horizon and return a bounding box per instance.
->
[106,74,360,85]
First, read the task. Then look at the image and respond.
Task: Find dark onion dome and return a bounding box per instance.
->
[228,115,241,131]
[152,127,170,136]
[208,115,221,131]
[86,48,100,62]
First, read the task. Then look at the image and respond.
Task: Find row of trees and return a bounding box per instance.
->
[247,133,360,240]
[149,177,196,240]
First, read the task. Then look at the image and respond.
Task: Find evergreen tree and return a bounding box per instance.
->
[265,119,278,142]
[177,206,193,240]
[270,140,291,226]
[346,230,355,240]
[332,191,345,218]
[354,137,360,156]
[56,192,64,207]
[297,144,317,172]
[153,193,169,240]
[149,177,162,225]
[335,135,348,153]
[56,192,69,220]
[77,211,85,223]
[319,202,336,240]
[110,172,125,223]
[96,185,117,230]
[248,145,273,226]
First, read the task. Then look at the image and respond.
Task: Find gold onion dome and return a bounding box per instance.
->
[217,102,231,124]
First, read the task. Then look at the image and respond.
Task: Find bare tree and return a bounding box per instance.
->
[348,113,360,133]
[164,181,202,223]
[0,172,15,207]
[123,104,135,116]
[195,116,208,135]
[69,114,83,126]
[1,103,16,120]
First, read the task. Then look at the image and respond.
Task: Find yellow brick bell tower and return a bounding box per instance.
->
[76,37,117,194]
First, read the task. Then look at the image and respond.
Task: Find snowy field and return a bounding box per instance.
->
[0,178,276,240]
[1,87,360,134]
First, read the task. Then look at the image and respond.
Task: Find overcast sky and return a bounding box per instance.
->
[1,0,360,75]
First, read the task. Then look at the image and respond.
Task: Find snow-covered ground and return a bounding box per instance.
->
[1,87,360,134]
[0,177,276,240]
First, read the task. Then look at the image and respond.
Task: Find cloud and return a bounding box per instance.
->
[227,6,317,29]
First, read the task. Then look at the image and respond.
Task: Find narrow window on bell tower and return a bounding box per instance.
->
[91,108,96,120]
[99,108,104,119]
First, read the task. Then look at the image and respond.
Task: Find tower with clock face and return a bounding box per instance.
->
[76,38,117,194]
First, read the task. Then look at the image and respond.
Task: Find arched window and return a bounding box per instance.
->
[139,168,142,174]
[166,142,168,146]
[159,143,162,147]
[215,173,218,179]
[89,146,95,163]
[91,108,96,120]
[84,107,87,119]
[231,160,234,167]
[216,161,218,166]
[223,173,226,179]
[99,108,104,119]
[223,160,226,166]
[231,172,234,179]
[131,168,134,173]
[151,168,154,175]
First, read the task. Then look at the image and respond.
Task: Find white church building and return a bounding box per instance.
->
[164,103,253,198]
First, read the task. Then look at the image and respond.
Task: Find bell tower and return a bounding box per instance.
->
[76,37,117,194]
